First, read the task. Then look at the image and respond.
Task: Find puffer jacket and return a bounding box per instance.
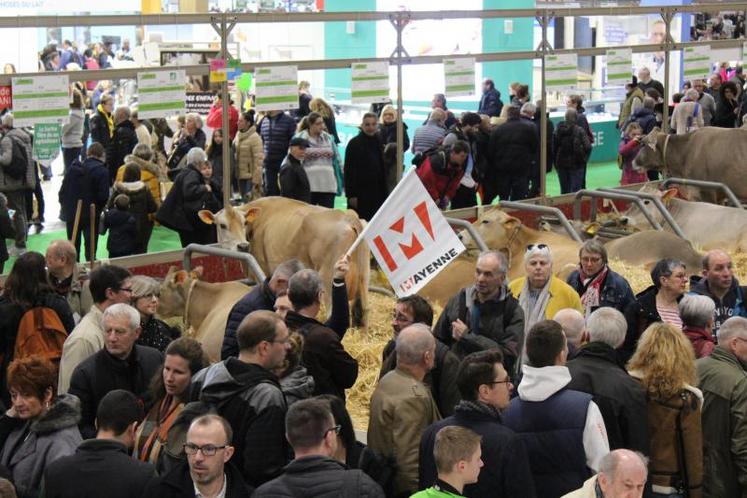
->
[258,112,296,164]
[0,394,82,498]
[279,366,315,406]
[252,456,384,498]
[106,120,139,182]
[107,180,157,252]
[696,346,747,498]
[553,121,591,171]
[233,125,264,183]
[115,153,164,208]
[0,128,35,192]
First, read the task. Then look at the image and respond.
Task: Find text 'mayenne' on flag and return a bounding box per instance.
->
[359,168,466,297]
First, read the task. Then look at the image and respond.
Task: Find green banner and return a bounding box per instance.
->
[32,123,61,161]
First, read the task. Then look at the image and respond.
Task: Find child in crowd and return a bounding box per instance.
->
[412,426,483,498]
[618,122,649,185]
[102,194,137,258]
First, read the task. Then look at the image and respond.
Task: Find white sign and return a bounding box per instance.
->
[364,169,465,297]
[137,70,186,119]
[351,62,390,104]
[606,48,632,86]
[444,57,476,98]
[683,45,711,81]
[11,74,69,127]
[254,65,298,112]
[546,53,578,93]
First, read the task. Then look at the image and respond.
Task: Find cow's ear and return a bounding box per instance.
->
[173,270,188,284]
[198,210,215,225]
[245,207,261,224]
[661,188,679,202]
[503,216,521,232]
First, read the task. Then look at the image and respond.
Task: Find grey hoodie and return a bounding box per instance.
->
[279,366,315,407]
[0,394,82,498]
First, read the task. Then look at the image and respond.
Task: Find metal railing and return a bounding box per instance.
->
[445,217,488,252]
[183,244,266,283]
[660,178,744,209]
[499,201,583,243]
[573,190,663,231]
[597,187,687,239]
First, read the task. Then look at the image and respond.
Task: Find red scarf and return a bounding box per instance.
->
[580,266,608,317]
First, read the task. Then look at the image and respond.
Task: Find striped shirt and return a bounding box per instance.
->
[657,305,683,329]
[412,121,447,153]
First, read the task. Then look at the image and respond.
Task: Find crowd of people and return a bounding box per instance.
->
[0,233,741,497]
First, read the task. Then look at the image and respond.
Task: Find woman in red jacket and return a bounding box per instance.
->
[415,140,469,209]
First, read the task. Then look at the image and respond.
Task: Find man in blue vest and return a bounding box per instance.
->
[503,320,609,498]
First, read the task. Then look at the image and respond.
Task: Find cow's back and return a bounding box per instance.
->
[604,231,703,273]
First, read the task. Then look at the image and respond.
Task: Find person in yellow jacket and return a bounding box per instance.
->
[114,143,165,211]
[233,109,264,201]
[509,244,583,354]
[411,426,483,498]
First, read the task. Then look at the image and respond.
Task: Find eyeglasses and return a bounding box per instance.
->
[526,244,548,251]
[183,443,229,456]
[324,425,342,437]
[486,377,512,386]
[117,287,133,294]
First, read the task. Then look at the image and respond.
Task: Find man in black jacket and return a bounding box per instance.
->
[253,398,384,497]
[222,258,305,359]
[380,295,461,417]
[434,251,524,375]
[566,307,649,454]
[285,269,359,399]
[486,105,538,202]
[68,303,163,439]
[419,349,535,498]
[190,310,290,488]
[106,106,138,184]
[278,137,312,203]
[344,112,387,220]
[478,79,503,117]
[143,414,253,498]
[43,390,155,498]
[258,111,296,196]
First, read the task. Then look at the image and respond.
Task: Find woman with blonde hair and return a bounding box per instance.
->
[628,322,703,498]
[309,97,339,144]
[377,104,409,194]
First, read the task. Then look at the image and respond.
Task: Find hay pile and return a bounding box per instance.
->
[344,251,747,430]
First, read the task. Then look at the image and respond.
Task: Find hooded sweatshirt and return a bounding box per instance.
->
[515,365,609,472]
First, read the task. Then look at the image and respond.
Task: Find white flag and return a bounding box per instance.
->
[363,169,465,297]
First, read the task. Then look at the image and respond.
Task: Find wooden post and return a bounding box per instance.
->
[89,204,96,269]
[70,199,83,249]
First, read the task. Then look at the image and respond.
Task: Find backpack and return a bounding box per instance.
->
[13,306,67,366]
[411,145,441,168]
[4,136,28,180]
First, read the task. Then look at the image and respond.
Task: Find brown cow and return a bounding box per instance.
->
[159,266,250,362]
[201,197,370,327]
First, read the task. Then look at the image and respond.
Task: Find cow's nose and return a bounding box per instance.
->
[237,242,250,253]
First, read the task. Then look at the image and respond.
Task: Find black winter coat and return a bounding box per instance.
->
[566,268,636,314]
[58,157,110,226]
[285,311,358,400]
[102,208,137,258]
[68,345,163,439]
[566,341,650,453]
[622,285,675,364]
[89,111,112,150]
[478,87,503,117]
[278,154,311,203]
[138,316,179,352]
[258,112,296,164]
[43,439,155,498]
[105,121,138,183]
[488,117,538,177]
[252,456,384,498]
[142,460,252,498]
[107,181,157,253]
[553,122,591,171]
[344,131,387,221]
[419,403,536,498]
[156,165,222,234]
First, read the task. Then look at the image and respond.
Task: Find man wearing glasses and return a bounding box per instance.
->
[58,264,133,393]
[143,414,253,497]
[190,310,291,488]
[253,398,384,497]
[419,349,534,498]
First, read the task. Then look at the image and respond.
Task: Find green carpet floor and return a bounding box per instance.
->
[6,161,622,271]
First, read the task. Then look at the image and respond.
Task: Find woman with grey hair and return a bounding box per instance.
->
[509,244,583,339]
[679,294,716,358]
[166,113,206,174]
[156,147,222,247]
[621,258,688,362]
[671,88,705,134]
[130,275,179,352]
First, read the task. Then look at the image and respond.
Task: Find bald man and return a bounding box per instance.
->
[563,449,648,498]
[553,308,586,358]
[368,324,441,497]
[46,239,93,321]
[689,249,747,342]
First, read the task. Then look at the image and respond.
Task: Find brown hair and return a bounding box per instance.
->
[7,356,57,400]
[434,426,482,474]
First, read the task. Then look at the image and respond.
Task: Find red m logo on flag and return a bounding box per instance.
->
[373,201,434,272]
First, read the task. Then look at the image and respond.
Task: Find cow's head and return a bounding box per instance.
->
[632,128,667,172]
[158,265,203,318]
[622,185,679,229]
[459,207,522,251]
[198,204,261,252]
